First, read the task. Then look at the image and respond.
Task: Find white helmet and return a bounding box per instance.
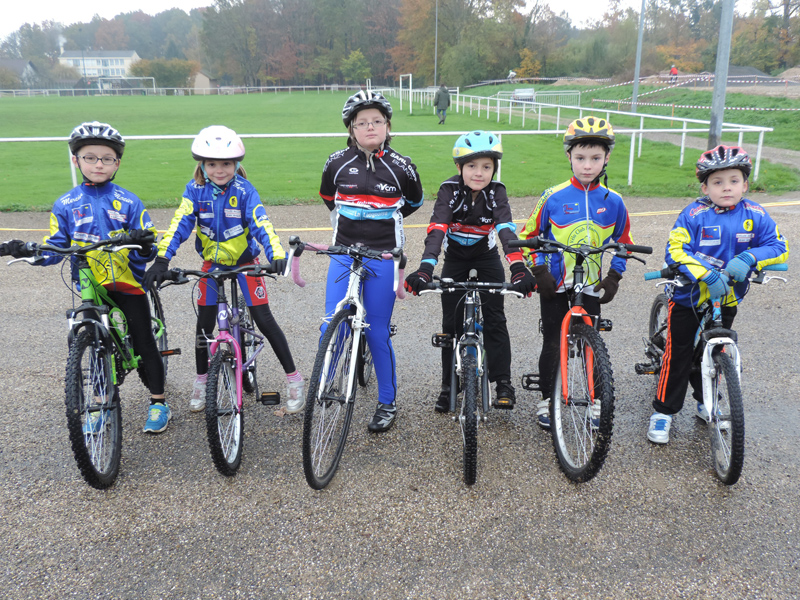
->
[191,126,245,161]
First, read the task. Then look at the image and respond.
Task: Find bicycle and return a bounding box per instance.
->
[287,235,405,490]
[635,262,788,485]
[509,236,652,482]
[161,261,287,477]
[421,271,523,485]
[2,235,176,489]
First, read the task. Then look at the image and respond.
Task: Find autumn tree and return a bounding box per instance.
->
[340,49,371,83]
[130,58,199,88]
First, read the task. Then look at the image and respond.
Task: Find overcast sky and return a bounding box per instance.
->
[2,0,755,45]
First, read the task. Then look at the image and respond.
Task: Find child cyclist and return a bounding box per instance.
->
[647,145,788,444]
[1,121,168,433]
[519,116,636,429]
[405,130,535,412]
[319,90,424,432]
[144,126,304,414]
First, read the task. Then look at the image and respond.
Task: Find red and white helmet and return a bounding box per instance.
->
[191,126,245,161]
[696,145,751,183]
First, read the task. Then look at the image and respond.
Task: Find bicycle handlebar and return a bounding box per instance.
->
[161,264,277,286]
[420,275,524,298]
[508,236,653,257]
[287,235,406,299]
[644,263,788,285]
[4,233,153,265]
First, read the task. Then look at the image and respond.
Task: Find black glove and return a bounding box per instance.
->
[0,241,11,256]
[404,263,434,296]
[509,262,535,297]
[270,258,287,275]
[5,240,36,259]
[593,269,622,304]
[530,265,557,300]
[129,229,155,256]
[144,257,170,290]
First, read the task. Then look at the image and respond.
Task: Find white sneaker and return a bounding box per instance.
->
[536,399,551,430]
[189,376,207,412]
[285,379,305,414]
[647,413,672,444]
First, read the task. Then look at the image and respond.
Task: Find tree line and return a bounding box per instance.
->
[0,0,797,89]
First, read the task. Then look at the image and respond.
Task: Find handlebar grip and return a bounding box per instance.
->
[762,263,788,272]
[644,268,671,281]
[624,244,653,255]
[291,256,306,288]
[507,237,540,250]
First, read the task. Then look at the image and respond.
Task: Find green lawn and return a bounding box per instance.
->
[1,91,798,211]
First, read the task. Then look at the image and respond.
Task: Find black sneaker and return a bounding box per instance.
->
[368,402,397,433]
[492,379,516,409]
[435,385,451,413]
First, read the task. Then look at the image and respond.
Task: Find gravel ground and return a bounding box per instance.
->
[1,192,799,599]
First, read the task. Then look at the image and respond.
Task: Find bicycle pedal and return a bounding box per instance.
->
[160,348,182,357]
[634,363,657,375]
[521,373,544,392]
[258,392,281,406]
[599,319,613,332]
[431,333,454,348]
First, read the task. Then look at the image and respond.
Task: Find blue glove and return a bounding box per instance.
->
[725,252,756,283]
[701,269,730,299]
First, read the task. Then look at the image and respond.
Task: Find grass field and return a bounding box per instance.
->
[1,90,798,211]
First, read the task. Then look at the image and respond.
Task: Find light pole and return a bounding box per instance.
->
[434,0,439,86]
[708,0,735,148]
[631,0,646,113]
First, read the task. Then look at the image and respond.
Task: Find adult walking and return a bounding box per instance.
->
[434,84,451,124]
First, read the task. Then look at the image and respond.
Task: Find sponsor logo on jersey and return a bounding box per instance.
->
[375,183,397,193]
[736,233,754,243]
[107,210,127,223]
[743,219,753,232]
[72,204,94,226]
[200,226,215,240]
[224,224,244,239]
[254,285,266,299]
[689,205,711,217]
[224,209,241,219]
[113,199,122,210]
[743,202,764,215]
[563,203,579,214]
[597,207,606,214]
[699,225,721,246]
[229,196,238,208]
[73,231,100,243]
[349,167,359,175]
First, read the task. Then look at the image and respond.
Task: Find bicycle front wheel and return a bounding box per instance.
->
[238,296,258,394]
[551,323,615,483]
[206,345,243,476]
[460,352,479,486]
[709,351,745,485]
[356,334,374,387]
[64,329,122,489]
[303,309,357,490]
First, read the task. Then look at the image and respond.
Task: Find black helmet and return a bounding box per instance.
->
[342,90,393,128]
[696,145,752,183]
[68,121,125,157]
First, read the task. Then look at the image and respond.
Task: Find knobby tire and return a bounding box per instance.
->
[551,323,615,483]
[64,329,122,489]
[302,309,356,490]
[238,296,258,394]
[709,352,745,485]
[206,345,244,476]
[460,353,479,486]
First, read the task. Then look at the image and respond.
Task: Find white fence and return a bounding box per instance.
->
[0,84,367,98]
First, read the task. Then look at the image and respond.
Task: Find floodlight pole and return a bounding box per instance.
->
[434,0,439,86]
[708,0,735,148]
[631,0,646,113]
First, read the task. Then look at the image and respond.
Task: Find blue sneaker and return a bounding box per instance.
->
[143,402,171,434]
[647,413,672,444]
[83,409,106,435]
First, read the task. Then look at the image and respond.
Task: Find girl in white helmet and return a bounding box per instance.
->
[145,126,304,414]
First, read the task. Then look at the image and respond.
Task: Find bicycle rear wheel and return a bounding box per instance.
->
[356,334,373,387]
[460,352,479,486]
[551,323,615,482]
[303,309,356,489]
[709,352,745,485]
[64,329,122,489]
[137,289,169,390]
[206,344,243,476]
[648,293,669,377]
[238,296,258,394]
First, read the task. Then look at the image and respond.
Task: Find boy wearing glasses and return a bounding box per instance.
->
[3,121,169,434]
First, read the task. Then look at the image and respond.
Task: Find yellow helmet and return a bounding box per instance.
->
[563,116,615,153]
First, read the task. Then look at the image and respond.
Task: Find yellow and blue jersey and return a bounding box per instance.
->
[158,175,286,266]
[41,182,157,295]
[666,196,788,307]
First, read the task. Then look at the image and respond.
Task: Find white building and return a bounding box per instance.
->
[58,50,141,78]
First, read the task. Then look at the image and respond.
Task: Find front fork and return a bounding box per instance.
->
[700,338,740,422]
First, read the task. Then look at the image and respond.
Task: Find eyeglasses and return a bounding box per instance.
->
[352,119,387,130]
[79,155,118,165]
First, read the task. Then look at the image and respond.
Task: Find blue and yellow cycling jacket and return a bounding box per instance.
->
[41,182,157,295]
[666,196,788,307]
[158,175,286,266]
[519,177,634,294]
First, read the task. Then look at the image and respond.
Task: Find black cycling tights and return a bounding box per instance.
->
[195,303,296,376]
[107,291,165,396]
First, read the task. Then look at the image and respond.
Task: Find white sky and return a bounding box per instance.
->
[2,0,754,45]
